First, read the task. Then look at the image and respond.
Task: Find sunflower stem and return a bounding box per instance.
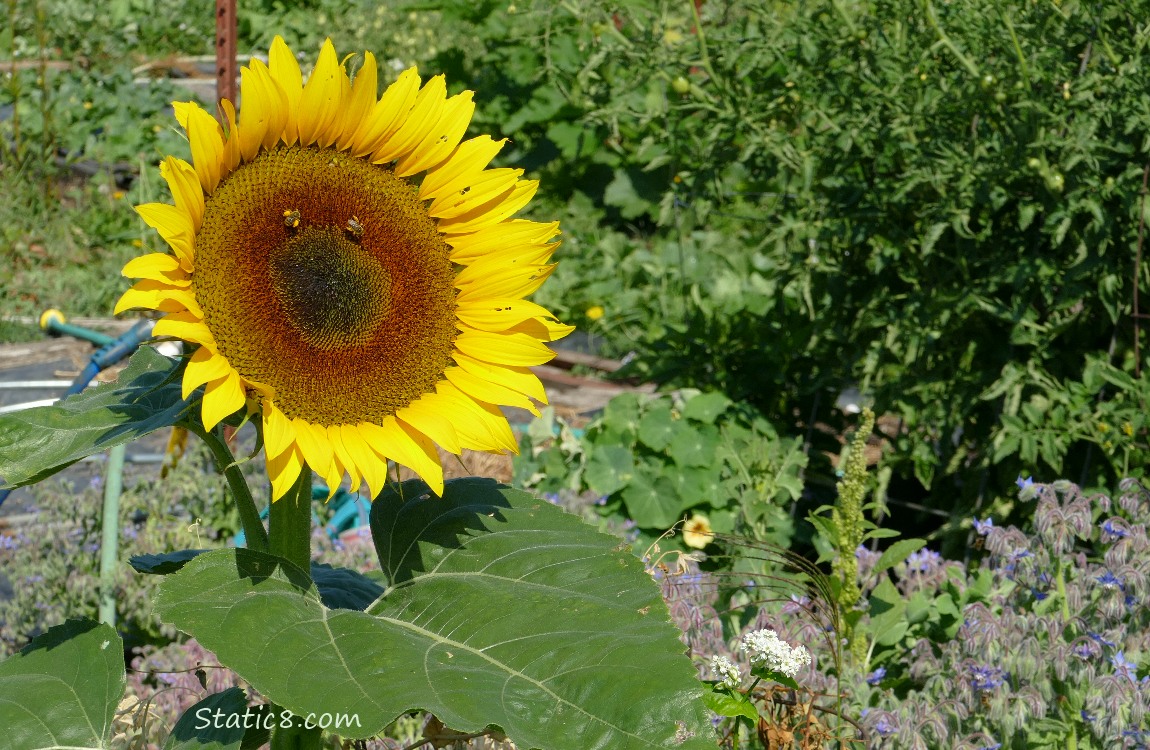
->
[192,422,269,553]
[268,464,314,577]
[268,716,323,750]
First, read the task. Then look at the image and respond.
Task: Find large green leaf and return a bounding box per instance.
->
[155,478,714,749]
[164,688,249,750]
[583,444,635,495]
[0,346,185,489]
[0,619,125,750]
[132,551,385,612]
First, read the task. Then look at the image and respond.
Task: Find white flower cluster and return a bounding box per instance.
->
[709,655,741,689]
[739,629,811,678]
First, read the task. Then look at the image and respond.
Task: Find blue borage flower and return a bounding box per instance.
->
[1096,570,1125,590]
[1111,651,1138,681]
[1101,517,1129,539]
[1088,631,1117,648]
[968,663,1007,691]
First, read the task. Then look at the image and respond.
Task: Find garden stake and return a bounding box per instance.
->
[214,0,237,107]
[98,443,125,626]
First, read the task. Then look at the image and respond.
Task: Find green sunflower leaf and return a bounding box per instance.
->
[0,619,125,750]
[154,478,714,750]
[164,687,249,750]
[0,346,185,489]
[132,552,384,612]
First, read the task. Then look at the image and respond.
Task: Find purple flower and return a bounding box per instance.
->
[1112,651,1138,681]
[1016,475,1035,490]
[1096,571,1124,590]
[973,517,994,535]
[1088,631,1117,648]
[542,492,561,505]
[905,549,942,573]
[0,535,19,551]
[1072,642,1097,660]
[1081,709,1096,722]
[595,495,608,506]
[979,744,1002,750]
[873,714,897,737]
[865,667,886,685]
[1101,518,1129,538]
[969,663,1006,691]
[1016,548,1035,562]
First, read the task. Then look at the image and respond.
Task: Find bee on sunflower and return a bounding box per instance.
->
[118,37,571,501]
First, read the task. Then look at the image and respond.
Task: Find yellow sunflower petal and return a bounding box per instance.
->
[239,59,289,159]
[298,39,348,147]
[262,400,297,460]
[437,179,538,235]
[396,395,462,454]
[446,219,560,264]
[434,382,518,454]
[444,366,540,417]
[394,90,474,177]
[201,369,246,431]
[452,352,547,403]
[418,135,506,202]
[328,425,362,494]
[322,451,346,499]
[159,156,205,232]
[362,418,443,496]
[336,52,378,151]
[172,101,195,130]
[218,99,242,177]
[153,311,216,349]
[135,203,194,263]
[507,316,576,342]
[182,345,230,400]
[349,67,420,158]
[121,253,190,287]
[267,443,305,501]
[292,418,335,485]
[455,297,557,332]
[268,35,304,144]
[184,104,225,194]
[429,168,523,219]
[115,281,202,318]
[455,328,556,367]
[344,424,390,499]
[371,74,446,164]
[455,262,556,301]
[454,239,559,271]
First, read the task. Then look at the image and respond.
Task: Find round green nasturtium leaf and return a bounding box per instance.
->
[584,444,635,495]
[154,479,714,750]
[0,619,125,750]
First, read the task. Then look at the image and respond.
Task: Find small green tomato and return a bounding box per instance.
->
[671,76,690,95]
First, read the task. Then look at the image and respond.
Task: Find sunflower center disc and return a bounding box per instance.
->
[193,145,458,427]
[269,227,391,349]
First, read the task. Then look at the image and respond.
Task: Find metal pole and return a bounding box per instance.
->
[98,443,125,626]
[215,0,237,107]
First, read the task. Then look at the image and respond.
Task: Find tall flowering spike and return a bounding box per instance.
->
[118,37,570,500]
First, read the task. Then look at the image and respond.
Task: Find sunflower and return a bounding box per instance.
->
[117,37,571,501]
